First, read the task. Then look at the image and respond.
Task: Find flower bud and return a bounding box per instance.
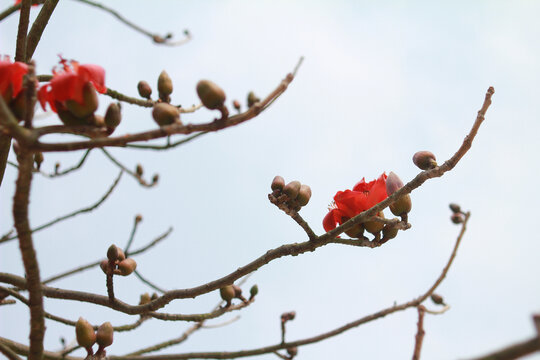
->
[152,174,159,184]
[151,293,158,300]
[247,91,260,107]
[451,213,464,224]
[296,184,312,206]
[139,293,151,305]
[117,247,126,261]
[382,225,399,240]
[75,317,96,349]
[363,211,385,235]
[10,90,34,121]
[233,99,241,111]
[157,70,173,100]
[449,203,461,213]
[283,181,301,200]
[100,259,109,274]
[196,80,226,110]
[65,82,99,118]
[118,258,137,276]
[385,171,404,196]
[287,347,298,357]
[57,103,88,126]
[136,164,143,177]
[232,284,243,298]
[96,322,113,349]
[107,244,119,262]
[249,284,259,298]
[430,293,445,305]
[34,152,44,170]
[135,214,143,223]
[281,311,296,322]
[152,102,180,126]
[413,151,437,170]
[220,285,235,303]
[105,102,121,130]
[271,175,285,191]
[90,114,105,128]
[344,222,364,239]
[137,80,152,99]
[386,172,412,216]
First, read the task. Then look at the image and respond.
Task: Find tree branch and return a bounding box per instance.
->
[25,0,59,59]
[411,305,426,360]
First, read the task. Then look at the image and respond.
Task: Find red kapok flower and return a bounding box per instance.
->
[0,56,28,101]
[323,173,388,233]
[38,57,106,113]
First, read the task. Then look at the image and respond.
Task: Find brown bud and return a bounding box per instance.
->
[118,258,137,276]
[90,114,105,128]
[34,152,44,170]
[96,321,114,348]
[232,284,242,298]
[117,248,125,261]
[65,82,99,118]
[233,99,241,111]
[271,175,285,191]
[151,293,158,300]
[157,70,173,100]
[135,214,143,223]
[451,213,464,224]
[105,102,121,129]
[382,225,399,240]
[363,211,385,235]
[220,285,235,303]
[283,181,301,200]
[386,172,411,216]
[413,151,437,170]
[57,102,88,126]
[152,174,159,184]
[100,259,109,274]
[385,171,404,196]
[430,293,445,305]
[10,89,35,121]
[139,293,151,305]
[196,80,226,110]
[449,203,461,213]
[107,244,119,261]
[54,162,60,173]
[247,91,260,107]
[152,102,180,126]
[344,221,364,239]
[296,184,312,206]
[136,164,143,177]
[281,311,296,322]
[75,317,96,349]
[137,80,152,99]
[287,347,298,357]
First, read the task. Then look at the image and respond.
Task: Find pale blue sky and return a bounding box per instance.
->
[1,1,539,359]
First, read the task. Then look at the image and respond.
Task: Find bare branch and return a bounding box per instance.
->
[126,132,207,151]
[1,171,123,244]
[466,337,540,360]
[133,270,167,294]
[25,0,60,60]
[101,149,157,187]
[411,306,426,360]
[15,0,31,62]
[0,341,23,360]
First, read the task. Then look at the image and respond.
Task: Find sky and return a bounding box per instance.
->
[1,1,540,359]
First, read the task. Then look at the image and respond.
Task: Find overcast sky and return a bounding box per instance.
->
[1,1,540,359]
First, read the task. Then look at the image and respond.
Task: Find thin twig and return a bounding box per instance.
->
[0,171,122,244]
[6,149,92,178]
[41,227,172,284]
[101,149,156,187]
[411,305,426,360]
[124,216,141,257]
[71,0,192,46]
[126,132,207,151]
[133,270,167,294]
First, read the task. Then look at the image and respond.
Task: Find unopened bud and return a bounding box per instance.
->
[137,81,152,99]
[382,225,399,240]
[152,174,159,184]
[247,91,260,107]
[281,311,296,322]
[344,221,364,239]
[135,214,143,223]
[233,99,241,111]
[430,293,445,305]
[287,347,298,357]
[363,211,385,235]
[152,102,180,126]
[232,284,243,299]
[105,102,121,129]
[296,184,312,206]
[413,151,437,170]
[55,162,60,173]
[451,213,464,224]
[75,317,96,349]
[34,152,44,170]
[220,285,235,303]
[385,171,404,195]
[139,293,151,305]
[196,80,226,110]
[65,82,99,118]
[386,172,412,216]
[118,258,137,276]
[100,259,109,274]
[135,164,143,177]
[249,284,259,298]
[117,248,125,261]
[91,114,105,128]
[107,244,119,261]
[283,181,301,200]
[151,293,158,300]
[157,70,173,100]
[271,175,285,191]
[96,322,114,349]
[449,203,461,213]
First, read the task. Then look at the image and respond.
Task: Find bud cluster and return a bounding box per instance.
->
[269,176,312,214]
[75,317,113,357]
[100,244,137,277]
[138,292,159,305]
[219,283,256,307]
[449,202,465,224]
[138,71,183,127]
[133,164,159,186]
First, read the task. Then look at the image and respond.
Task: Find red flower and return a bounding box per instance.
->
[0,57,28,101]
[38,57,106,113]
[323,173,388,232]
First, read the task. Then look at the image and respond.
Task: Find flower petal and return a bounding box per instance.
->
[0,61,28,99]
[78,64,106,94]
